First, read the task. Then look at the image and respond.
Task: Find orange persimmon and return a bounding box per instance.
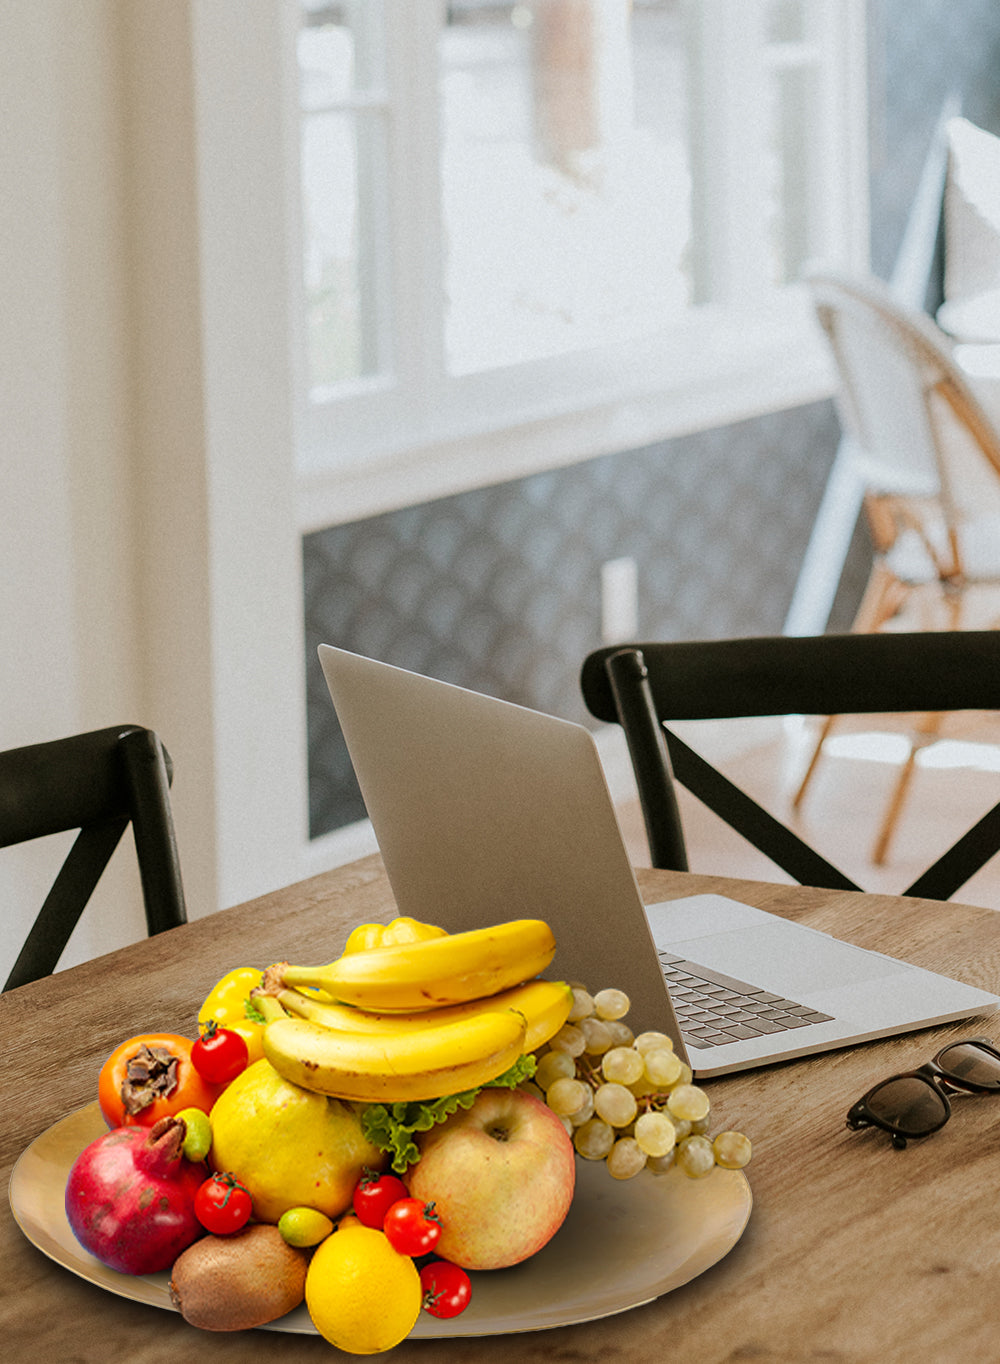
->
[98,1033,224,1128]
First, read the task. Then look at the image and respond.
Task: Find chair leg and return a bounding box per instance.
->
[870,585,962,867]
[867,575,965,862]
[870,711,944,866]
[791,714,838,811]
[791,562,909,814]
[853,562,911,634]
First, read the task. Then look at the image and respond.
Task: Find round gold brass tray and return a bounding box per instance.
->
[10,1103,751,1338]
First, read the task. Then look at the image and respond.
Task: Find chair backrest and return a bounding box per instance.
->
[807,270,1000,517]
[581,631,1000,902]
[1,725,187,990]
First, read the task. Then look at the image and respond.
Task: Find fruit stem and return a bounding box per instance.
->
[249,987,290,1024]
[280,963,331,991]
[134,1116,187,1177]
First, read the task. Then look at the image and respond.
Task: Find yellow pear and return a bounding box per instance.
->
[209,1059,385,1223]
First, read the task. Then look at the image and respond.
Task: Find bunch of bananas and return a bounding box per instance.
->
[257,917,571,1104]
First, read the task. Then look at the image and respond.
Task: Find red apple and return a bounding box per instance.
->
[404,1087,575,1271]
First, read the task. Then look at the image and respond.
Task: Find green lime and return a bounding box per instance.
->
[177,1106,212,1162]
[278,1206,335,1248]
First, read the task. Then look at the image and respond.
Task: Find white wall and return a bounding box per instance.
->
[1,3,148,971]
[1,0,311,981]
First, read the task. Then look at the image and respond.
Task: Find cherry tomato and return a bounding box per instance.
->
[98,1033,224,1128]
[191,1020,249,1085]
[420,1260,472,1319]
[351,1170,409,1229]
[194,1173,253,1235]
[197,967,266,1064]
[383,1198,443,1257]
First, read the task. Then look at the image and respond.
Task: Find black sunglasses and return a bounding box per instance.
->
[846,1037,1000,1148]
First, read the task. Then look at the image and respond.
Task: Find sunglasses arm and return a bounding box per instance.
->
[845,1101,911,1149]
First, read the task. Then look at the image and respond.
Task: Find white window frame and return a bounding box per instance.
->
[293,0,870,532]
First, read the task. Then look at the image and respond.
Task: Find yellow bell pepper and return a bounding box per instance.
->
[198,966,266,1064]
[342,916,447,955]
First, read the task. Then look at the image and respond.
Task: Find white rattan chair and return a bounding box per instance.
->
[792,271,1000,864]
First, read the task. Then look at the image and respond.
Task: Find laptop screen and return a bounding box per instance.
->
[317,645,684,1048]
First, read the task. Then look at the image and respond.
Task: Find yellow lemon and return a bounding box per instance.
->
[305,1224,422,1354]
[209,1059,385,1223]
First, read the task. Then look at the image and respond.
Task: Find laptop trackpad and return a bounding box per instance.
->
[646,896,904,998]
[670,922,902,997]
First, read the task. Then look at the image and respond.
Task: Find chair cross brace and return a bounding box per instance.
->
[598,644,1000,903]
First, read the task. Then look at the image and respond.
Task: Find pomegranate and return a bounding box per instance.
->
[65,1115,205,1274]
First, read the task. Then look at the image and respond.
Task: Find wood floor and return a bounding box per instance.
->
[608,709,1000,910]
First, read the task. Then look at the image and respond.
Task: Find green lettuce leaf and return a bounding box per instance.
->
[360,1054,538,1173]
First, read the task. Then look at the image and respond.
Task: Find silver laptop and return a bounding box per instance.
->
[318,645,1000,1078]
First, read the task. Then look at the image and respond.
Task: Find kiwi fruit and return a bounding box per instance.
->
[169,1223,309,1331]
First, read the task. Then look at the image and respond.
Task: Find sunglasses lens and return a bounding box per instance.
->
[865,1076,948,1135]
[937,1041,1000,1087]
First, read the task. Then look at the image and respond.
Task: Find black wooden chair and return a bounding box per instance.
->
[580,632,1000,901]
[2,725,187,990]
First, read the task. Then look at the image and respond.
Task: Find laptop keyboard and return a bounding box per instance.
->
[659,951,834,1049]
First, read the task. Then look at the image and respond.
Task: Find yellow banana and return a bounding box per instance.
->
[277,977,573,1053]
[342,916,447,954]
[261,1009,527,1102]
[279,918,556,1012]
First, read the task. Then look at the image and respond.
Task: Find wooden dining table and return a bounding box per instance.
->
[5,853,1000,1363]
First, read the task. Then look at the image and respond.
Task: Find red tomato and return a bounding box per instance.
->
[383,1198,443,1257]
[420,1260,472,1319]
[194,1173,253,1235]
[191,1021,249,1085]
[97,1033,223,1128]
[352,1170,409,1229]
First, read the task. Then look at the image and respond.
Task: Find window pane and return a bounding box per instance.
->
[299,3,389,391]
[300,9,356,108]
[766,0,805,43]
[301,111,382,387]
[764,0,820,285]
[439,0,691,376]
[769,60,812,281]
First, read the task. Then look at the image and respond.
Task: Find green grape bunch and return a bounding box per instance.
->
[533,985,752,1181]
